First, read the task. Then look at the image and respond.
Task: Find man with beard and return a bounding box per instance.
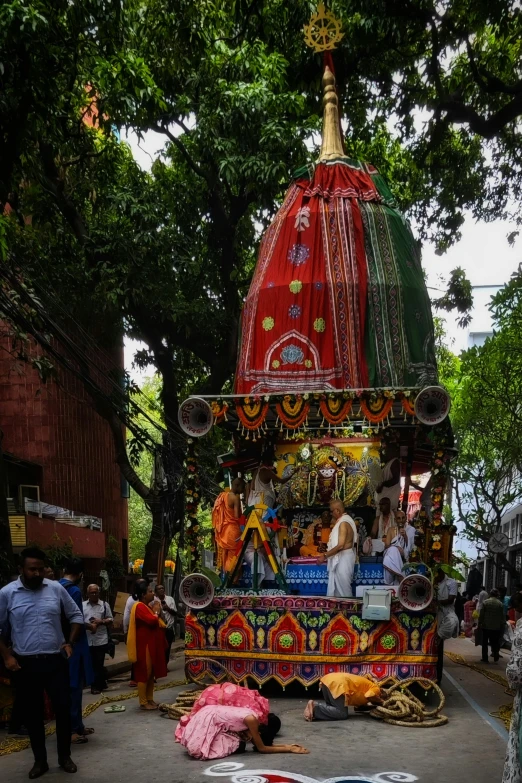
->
[0,547,83,778]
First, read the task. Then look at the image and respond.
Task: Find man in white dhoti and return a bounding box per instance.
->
[317,500,358,598]
[383,530,406,586]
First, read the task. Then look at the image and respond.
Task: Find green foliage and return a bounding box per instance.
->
[38,534,73,574]
[103,535,125,585]
[447,278,522,547]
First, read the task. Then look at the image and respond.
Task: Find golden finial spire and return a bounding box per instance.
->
[318,66,344,161]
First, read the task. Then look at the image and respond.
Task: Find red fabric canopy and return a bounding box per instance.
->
[236,161,382,394]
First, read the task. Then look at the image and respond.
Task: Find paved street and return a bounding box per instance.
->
[0,640,509,783]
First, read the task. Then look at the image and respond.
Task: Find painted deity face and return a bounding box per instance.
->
[319,466,336,479]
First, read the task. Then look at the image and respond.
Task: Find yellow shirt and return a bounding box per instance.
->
[320,673,381,706]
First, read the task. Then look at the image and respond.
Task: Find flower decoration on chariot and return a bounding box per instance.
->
[380,633,397,650]
[314,281,324,290]
[289,279,303,294]
[279,633,294,648]
[294,206,311,231]
[303,3,344,53]
[262,316,275,331]
[305,359,313,368]
[288,243,310,266]
[281,344,304,365]
[288,304,302,319]
[272,359,280,369]
[313,317,326,332]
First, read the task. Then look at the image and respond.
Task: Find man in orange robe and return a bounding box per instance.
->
[212,478,245,572]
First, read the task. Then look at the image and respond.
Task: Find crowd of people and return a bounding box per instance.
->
[0,547,178,778]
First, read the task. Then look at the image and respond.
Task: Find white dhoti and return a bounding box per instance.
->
[326,515,358,598]
[327,547,356,597]
[244,542,275,584]
[383,542,405,586]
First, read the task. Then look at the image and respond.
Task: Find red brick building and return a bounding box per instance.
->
[0,333,129,567]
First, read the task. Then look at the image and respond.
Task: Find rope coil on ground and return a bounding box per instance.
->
[159,687,204,720]
[370,677,448,727]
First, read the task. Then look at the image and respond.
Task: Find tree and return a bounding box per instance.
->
[4,0,514,571]
[449,278,522,578]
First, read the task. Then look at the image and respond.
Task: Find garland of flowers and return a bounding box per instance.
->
[275,395,311,430]
[430,437,452,530]
[359,396,394,425]
[319,397,353,426]
[211,400,229,424]
[185,439,200,570]
[401,395,416,418]
[236,397,269,439]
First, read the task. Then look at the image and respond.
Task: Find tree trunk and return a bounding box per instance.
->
[143,496,166,578]
[0,439,15,586]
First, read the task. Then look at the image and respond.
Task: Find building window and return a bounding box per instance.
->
[120,475,130,499]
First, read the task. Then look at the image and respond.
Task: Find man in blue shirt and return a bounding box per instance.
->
[0,547,83,778]
[59,558,94,745]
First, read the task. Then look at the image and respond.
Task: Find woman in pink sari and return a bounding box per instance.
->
[175,684,308,759]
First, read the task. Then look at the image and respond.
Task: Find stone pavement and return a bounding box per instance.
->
[0,639,511,783]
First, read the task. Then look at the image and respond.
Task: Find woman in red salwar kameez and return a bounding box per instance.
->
[127,583,167,710]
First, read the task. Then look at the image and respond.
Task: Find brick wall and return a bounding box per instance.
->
[0,332,128,554]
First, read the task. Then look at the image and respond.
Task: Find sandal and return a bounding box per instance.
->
[71,734,88,744]
[104,704,126,713]
[81,728,95,735]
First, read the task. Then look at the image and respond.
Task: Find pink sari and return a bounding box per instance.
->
[175,684,269,760]
[191,683,269,722]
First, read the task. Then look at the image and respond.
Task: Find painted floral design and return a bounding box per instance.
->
[256,628,266,648]
[308,629,318,650]
[314,317,326,332]
[331,634,347,649]
[314,281,324,290]
[267,281,275,288]
[411,628,420,650]
[294,206,310,231]
[288,243,310,266]
[228,631,243,647]
[281,344,304,365]
[288,304,302,319]
[380,633,397,650]
[304,359,313,368]
[278,633,294,648]
[359,631,369,651]
[272,359,281,369]
[185,631,194,646]
[207,627,216,646]
[289,279,303,294]
[262,316,275,331]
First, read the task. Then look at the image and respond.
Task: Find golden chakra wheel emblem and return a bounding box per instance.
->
[303,3,344,53]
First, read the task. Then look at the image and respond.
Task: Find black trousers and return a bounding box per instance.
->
[482,629,503,661]
[13,654,71,763]
[89,645,108,691]
[165,627,175,664]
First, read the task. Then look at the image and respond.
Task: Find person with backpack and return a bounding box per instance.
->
[83,584,114,694]
[59,559,95,745]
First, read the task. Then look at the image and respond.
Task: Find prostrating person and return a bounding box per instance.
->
[127,582,167,711]
[59,559,95,745]
[304,672,383,721]
[83,584,113,694]
[176,701,307,759]
[316,499,358,598]
[0,547,83,779]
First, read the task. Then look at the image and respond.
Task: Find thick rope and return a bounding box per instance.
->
[159,687,204,720]
[0,678,187,757]
[445,650,513,730]
[370,677,448,727]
